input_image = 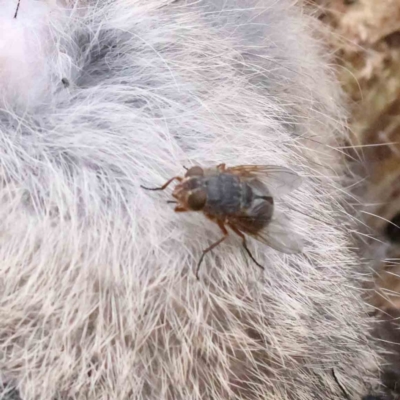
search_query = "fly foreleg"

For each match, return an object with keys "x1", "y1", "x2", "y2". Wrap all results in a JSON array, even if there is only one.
[
  {"x1": 196, "y1": 221, "x2": 228, "y2": 280},
  {"x1": 167, "y1": 201, "x2": 188, "y2": 212},
  {"x1": 140, "y1": 176, "x2": 182, "y2": 191},
  {"x1": 174, "y1": 206, "x2": 187, "y2": 212}
]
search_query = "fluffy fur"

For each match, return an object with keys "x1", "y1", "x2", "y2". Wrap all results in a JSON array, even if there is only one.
[{"x1": 0, "y1": 0, "x2": 380, "y2": 399}]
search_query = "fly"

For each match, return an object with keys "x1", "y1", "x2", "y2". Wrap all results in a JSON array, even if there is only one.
[{"x1": 141, "y1": 163, "x2": 303, "y2": 279}]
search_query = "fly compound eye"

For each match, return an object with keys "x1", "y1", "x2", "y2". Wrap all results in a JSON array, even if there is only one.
[
  {"x1": 185, "y1": 166, "x2": 204, "y2": 177},
  {"x1": 187, "y1": 190, "x2": 207, "y2": 211}
]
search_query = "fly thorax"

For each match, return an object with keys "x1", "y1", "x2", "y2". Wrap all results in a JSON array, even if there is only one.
[{"x1": 204, "y1": 174, "x2": 241, "y2": 215}]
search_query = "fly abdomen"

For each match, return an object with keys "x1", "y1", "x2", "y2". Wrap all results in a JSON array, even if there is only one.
[
  {"x1": 240, "y1": 182, "x2": 254, "y2": 209},
  {"x1": 238, "y1": 181, "x2": 273, "y2": 232},
  {"x1": 205, "y1": 173, "x2": 241, "y2": 215}
]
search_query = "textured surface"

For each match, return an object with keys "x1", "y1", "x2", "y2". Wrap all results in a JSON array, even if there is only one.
[{"x1": 0, "y1": 0, "x2": 380, "y2": 399}]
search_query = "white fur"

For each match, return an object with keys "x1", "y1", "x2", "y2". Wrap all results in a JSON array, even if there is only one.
[{"x1": 0, "y1": 0, "x2": 380, "y2": 399}]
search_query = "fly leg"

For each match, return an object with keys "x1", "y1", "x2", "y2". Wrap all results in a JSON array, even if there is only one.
[
  {"x1": 140, "y1": 176, "x2": 182, "y2": 191},
  {"x1": 167, "y1": 201, "x2": 187, "y2": 212},
  {"x1": 163, "y1": 199, "x2": 188, "y2": 211},
  {"x1": 196, "y1": 221, "x2": 228, "y2": 280},
  {"x1": 228, "y1": 224, "x2": 265, "y2": 271}
]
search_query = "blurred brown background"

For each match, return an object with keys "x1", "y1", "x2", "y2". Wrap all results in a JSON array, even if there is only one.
[
  {"x1": 313, "y1": 1, "x2": 400, "y2": 396},
  {"x1": 312, "y1": 0, "x2": 400, "y2": 311}
]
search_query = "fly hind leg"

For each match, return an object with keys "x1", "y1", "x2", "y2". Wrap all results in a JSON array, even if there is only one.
[
  {"x1": 228, "y1": 224, "x2": 264, "y2": 271},
  {"x1": 196, "y1": 221, "x2": 228, "y2": 280}
]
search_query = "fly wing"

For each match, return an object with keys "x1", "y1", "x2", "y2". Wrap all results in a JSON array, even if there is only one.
[
  {"x1": 231, "y1": 210, "x2": 304, "y2": 254},
  {"x1": 252, "y1": 217, "x2": 304, "y2": 254},
  {"x1": 224, "y1": 165, "x2": 302, "y2": 197}
]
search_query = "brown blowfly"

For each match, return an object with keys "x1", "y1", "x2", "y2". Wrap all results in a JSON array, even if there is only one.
[{"x1": 141, "y1": 163, "x2": 303, "y2": 279}]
